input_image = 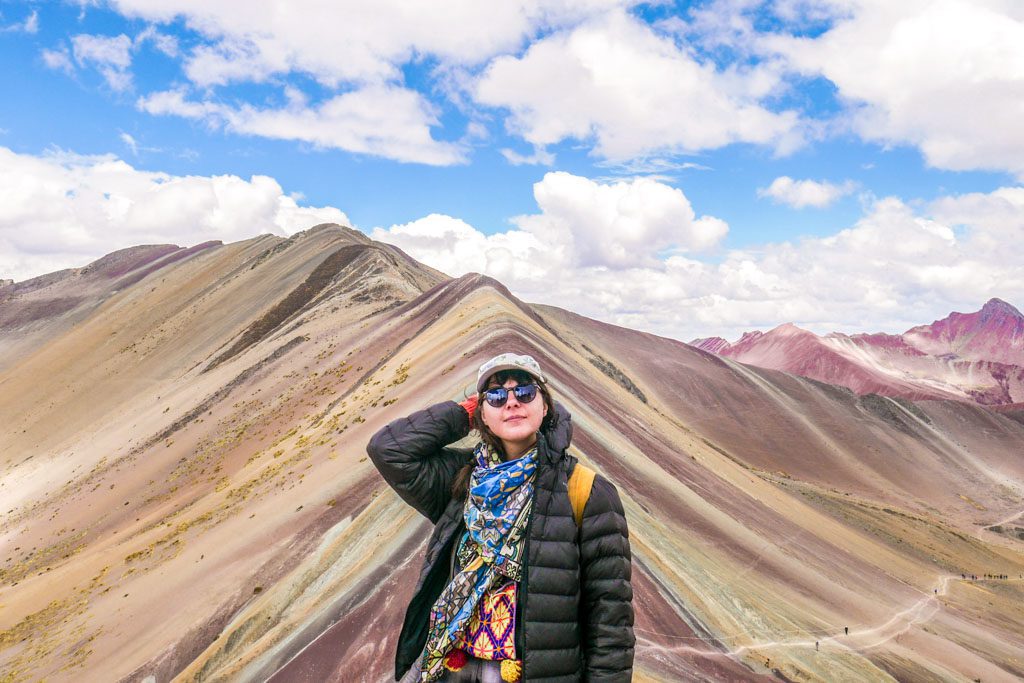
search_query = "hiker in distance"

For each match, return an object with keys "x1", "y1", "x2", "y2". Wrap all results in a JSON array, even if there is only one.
[{"x1": 367, "y1": 352, "x2": 635, "y2": 682}]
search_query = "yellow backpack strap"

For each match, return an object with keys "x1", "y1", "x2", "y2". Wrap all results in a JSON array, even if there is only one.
[{"x1": 568, "y1": 462, "x2": 596, "y2": 527}]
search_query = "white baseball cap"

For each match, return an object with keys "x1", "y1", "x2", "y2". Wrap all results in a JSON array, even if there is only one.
[{"x1": 476, "y1": 353, "x2": 546, "y2": 393}]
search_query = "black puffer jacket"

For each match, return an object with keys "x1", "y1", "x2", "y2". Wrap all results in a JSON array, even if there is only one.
[{"x1": 367, "y1": 400, "x2": 635, "y2": 682}]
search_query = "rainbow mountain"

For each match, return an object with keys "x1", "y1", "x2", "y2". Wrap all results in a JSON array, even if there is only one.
[{"x1": 1, "y1": 224, "x2": 1023, "y2": 682}]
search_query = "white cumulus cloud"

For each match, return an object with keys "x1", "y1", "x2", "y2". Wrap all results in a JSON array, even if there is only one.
[
  {"x1": 52, "y1": 0, "x2": 1024, "y2": 173},
  {"x1": 87, "y1": 1, "x2": 819, "y2": 164},
  {"x1": 41, "y1": 47, "x2": 74, "y2": 74},
  {"x1": 500, "y1": 146, "x2": 555, "y2": 166},
  {"x1": 475, "y1": 9, "x2": 802, "y2": 161},
  {"x1": 370, "y1": 214, "x2": 554, "y2": 285},
  {"x1": 373, "y1": 172, "x2": 730, "y2": 278},
  {"x1": 0, "y1": 146, "x2": 348, "y2": 283},
  {"x1": 71, "y1": 33, "x2": 134, "y2": 91},
  {"x1": 766, "y1": 0, "x2": 1024, "y2": 178},
  {"x1": 2, "y1": 9, "x2": 38, "y2": 33},
  {"x1": 94, "y1": 1, "x2": 651, "y2": 165},
  {"x1": 4, "y1": 147, "x2": 1022, "y2": 342},
  {"x1": 120, "y1": 132, "x2": 139, "y2": 155},
  {"x1": 106, "y1": 0, "x2": 633, "y2": 87},
  {"x1": 134, "y1": 26, "x2": 179, "y2": 57},
  {"x1": 511, "y1": 171, "x2": 729, "y2": 268},
  {"x1": 758, "y1": 176, "x2": 856, "y2": 208},
  {"x1": 371, "y1": 174, "x2": 1024, "y2": 341},
  {"x1": 138, "y1": 85, "x2": 466, "y2": 165},
  {"x1": 370, "y1": 172, "x2": 736, "y2": 323}
]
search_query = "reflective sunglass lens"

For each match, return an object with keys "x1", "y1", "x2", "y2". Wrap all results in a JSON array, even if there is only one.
[
  {"x1": 484, "y1": 384, "x2": 538, "y2": 408},
  {"x1": 515, "y1": 385, "x2": 538, "y2": 403}
]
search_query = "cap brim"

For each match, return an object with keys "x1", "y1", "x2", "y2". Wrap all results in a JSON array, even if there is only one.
[{"x1": 476, "y1": 364, "x2": 545, "y2": 393}]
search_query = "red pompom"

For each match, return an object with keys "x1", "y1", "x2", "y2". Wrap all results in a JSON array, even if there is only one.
[{"x1": 444, "y1": 649, "x2": 468, "y2": 671}]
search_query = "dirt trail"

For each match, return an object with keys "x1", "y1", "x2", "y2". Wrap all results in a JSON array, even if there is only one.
[{"x1": 638, "y1": 574, "x2": 955, "y2": 659}]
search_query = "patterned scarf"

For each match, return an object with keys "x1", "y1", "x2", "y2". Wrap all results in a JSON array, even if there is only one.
[{"x1": 417, "y1": 442, "x2": 537, "y2": 682}]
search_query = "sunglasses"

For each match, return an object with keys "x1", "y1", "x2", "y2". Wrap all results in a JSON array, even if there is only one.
[{"x1": 483, "y1": 383, "x2": 539, "y2": 408}]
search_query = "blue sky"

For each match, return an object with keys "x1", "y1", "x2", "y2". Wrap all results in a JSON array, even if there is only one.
[{"x1": 1, "y1": 1, "x2": 1023, "y2": 341}]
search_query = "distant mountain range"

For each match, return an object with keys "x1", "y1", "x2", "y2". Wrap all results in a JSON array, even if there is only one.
[
  {"x1": 690, "y1": 298, "x2": 1024, "y2": 406},
  {"x1": 2, "y1": 225, "x2": 1023, "y2": 682}
]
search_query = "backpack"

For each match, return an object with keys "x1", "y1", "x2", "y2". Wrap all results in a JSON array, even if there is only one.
[{"x1": 568, "y1": 462, "x2": 596, "y2": 527}]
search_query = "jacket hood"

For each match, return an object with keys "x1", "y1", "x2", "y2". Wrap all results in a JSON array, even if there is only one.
[{"x1": 541, "y1": 401, "x2": 573, "y2": 457}]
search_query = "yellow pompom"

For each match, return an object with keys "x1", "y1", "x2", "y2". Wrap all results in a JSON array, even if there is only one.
[{"x1": 500, "y1": 659, "x2": 522, "y2": 682}]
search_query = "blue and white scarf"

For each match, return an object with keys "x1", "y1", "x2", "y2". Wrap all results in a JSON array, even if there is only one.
[{"x1": 417, "y1": 442, "x2": 537, "y2": 681}]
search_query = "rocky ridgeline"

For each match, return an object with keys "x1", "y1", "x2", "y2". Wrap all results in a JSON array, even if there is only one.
[{"x1": 690, "y1": 298, "x2": 1024, "y2": 405}]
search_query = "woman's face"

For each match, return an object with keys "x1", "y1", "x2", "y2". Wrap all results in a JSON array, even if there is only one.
[{"x1": 480, "y1": 375, "x2": 547, "y2": 456}]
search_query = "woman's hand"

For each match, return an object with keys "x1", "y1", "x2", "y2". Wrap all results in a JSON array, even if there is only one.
[{"x1": 459, "y1": 394, "x2": 479, "y2": 420}]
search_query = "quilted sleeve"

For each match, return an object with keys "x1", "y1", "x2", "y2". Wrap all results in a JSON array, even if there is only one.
[
  {"x1": 366, "y1": 401, "x2": 472, "y2": 523},
  {"x1": 578, "y1": 475, "x2": 635, "y2": 681}
]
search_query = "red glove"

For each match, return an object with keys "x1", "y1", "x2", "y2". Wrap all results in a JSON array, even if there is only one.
[{"x1": 459, "y1": 394, "x2": 478, "y2": 421}]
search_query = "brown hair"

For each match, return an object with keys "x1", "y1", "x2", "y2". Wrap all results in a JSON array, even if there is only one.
[{"x1": 450, "y1": 369, "x2": 554, "y2": 500}]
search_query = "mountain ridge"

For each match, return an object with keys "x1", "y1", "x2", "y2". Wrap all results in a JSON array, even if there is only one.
[
  {"x1": 691, "y1": 297, "x2": 1024, "y2": 405},
  {"x1": 2, "y1": 229, "x2": 1023, "y2": 682}
]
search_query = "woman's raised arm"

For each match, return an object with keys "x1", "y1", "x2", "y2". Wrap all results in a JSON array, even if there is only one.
[{"x1": 366, "y1": 401, "x2": 473, "y2": 523}]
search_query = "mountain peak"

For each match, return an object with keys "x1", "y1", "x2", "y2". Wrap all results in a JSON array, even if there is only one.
[
  {"x1": 769, "y1": 322, "x2": 813, "y2": 337},
  {"x1": 285, "y1": 222, "x2": 369, "y2": 246},
  {"x1": 689, "y1": 336, "x2": 730, "y2": 353},
  {"x1": 980, "y1": 297, "x2": 1023, "y2": 319},
  {"x1": 893, "y1": 297, "x2": 1024, "y2": 382},
  {"x1": 694, "y1": 299, "x2": 1024, "y2": 404}
]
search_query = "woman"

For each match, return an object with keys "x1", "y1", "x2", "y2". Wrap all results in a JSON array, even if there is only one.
[{"x1": 367, "y1": 352, "x2": 635, "y2": 682}]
